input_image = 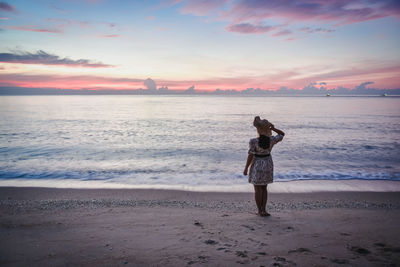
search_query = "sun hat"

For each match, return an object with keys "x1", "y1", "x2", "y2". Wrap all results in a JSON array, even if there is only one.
[{"x1": 253, "y1": 116, "x2": 272, "y2": 136}]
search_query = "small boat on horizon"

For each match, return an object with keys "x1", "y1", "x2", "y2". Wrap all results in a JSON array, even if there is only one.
[
  {"x1": 381, "y1": 93, "x2": 387, "y2": 97},
  {"x1": 326, "y1": 93, "x2": 331, "y2": 97}
]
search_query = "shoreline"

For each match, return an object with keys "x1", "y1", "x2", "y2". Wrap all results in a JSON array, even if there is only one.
[
  {"x1": 1, "y1": 187, "x2": 400, "y2": 212},
  {"x1": 1, "y1": 178, "x2": 400, "y2": 193},
  {"x1": 1, "y1": 187, "x2": 400, "y2": 266}
]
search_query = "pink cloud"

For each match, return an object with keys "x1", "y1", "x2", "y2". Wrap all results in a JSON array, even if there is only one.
[
  {"x1": 299, "y1": 27, "x2": 335, "y2": 34},
  {"x1": 46, "y1": 18, "x2": 73, "y2": 29},
  {"x1": 2, "y1": 26, "x2": 63, "y2": 33},
  {"x1": 78, "y1": 21, "x2": 90, "y2": 28},
  {"x1": 46, "y1": 18, "x2": 119, "y2": 35},
  {"x1": 272, "y1": 29, "x2": 292, "y2": 37},
  {"x1": 163, "y1": 64, "x2": 400, "y2": 90},
  {"x1": 100, "y1": 34, "x2": 120, "y2": 38},
  {"x1": 1, "y1": 61, "x2": 399, "y2": 90},
  {"x1": 0, "y1": 74, "x2": 143, "y2": 90},
  {"x1": 230, "y1": 0, "x2": 400, "y2": 25},
  {"x1": 225, "y1": 23, "x2": 277, "y2": 34},
  {"x1": 180, "y1": 0, "x2": 229, "y2": 16},
  {"x1": 177, "y1": 0, "x2": 400, "y2": 35},
  {"x1": 85, "y1": 0, "x2": 103, "y2": 3}
]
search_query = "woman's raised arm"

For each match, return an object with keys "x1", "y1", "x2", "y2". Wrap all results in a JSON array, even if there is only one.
[{"x1": 271, "y1": 125, "x2": 285, "y2": 136}]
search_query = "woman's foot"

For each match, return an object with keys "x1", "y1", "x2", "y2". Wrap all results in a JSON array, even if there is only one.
[{"x1": 261, "y1": 211, "x2": 271, "y2": 217}]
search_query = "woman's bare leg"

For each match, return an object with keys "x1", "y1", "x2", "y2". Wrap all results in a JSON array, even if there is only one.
[
  {"x1": 254, "y1": 185, "x2": 263, "y2": 215},
  {"x1": 261, "y1": 185, "x2": 269, "y2": 215}
]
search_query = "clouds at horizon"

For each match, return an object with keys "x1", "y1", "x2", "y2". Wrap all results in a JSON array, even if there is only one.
[
  {"x1": 1, "y1": 80, "x2": 396, "y2": 96},
  {"x1": 1, "y1": 60, "x2": 399, "y2": 90}
]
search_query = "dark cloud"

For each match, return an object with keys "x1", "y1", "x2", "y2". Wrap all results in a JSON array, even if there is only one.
[
  {"x1": 0, "y1": 50, "x2": 113, "y2": 68},
  {"x1": 299, "y1": 27, "x2": 335, "y2": 34},
  {"x1": 0, "y1": 2, "x2": 16, "y2": 12},
  {"x1": 354, "y1": 81, "x2": 374, "y2": 90},
  {"x1": 144, "y1": 78, "x2": 157, "y2": 91},
  {"x1": 185, "y1": 85, "x2": 195, "y2": 93}
]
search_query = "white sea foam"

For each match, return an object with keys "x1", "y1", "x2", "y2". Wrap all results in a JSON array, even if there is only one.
[{"x1": 1, "y1": 178, "x2": 400, "y2": 193}]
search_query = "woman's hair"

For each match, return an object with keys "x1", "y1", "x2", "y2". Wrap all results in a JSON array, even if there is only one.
[
  {"x1": 254, "y1": 116, "x2": 272, "y2": 136},
  {"x1": 258, "y1": 134, "x2": 270, "y2": 149}
]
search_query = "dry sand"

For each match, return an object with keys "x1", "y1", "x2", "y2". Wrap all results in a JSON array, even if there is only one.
[{"x1": 1, "y1": 187, "x2": 400, "y2": 266}]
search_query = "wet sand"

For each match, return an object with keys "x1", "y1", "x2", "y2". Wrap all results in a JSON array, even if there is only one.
[{"x1": 1, "y1": 187, "x2": 400, "y2": 266}]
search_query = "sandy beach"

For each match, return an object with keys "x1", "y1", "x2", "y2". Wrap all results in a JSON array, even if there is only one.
[{"x1": 1, "y1": 186, "x2": 400, "y2": 266}]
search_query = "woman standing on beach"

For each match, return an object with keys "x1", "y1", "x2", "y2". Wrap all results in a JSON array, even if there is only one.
[{"x1": 243, "y1": 116, "x2": 285, "y2": 216}]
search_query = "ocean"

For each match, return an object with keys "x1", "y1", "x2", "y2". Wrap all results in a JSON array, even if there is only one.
[{"x1": 0, "y1": 95, "x2": 399, "y2": 191}]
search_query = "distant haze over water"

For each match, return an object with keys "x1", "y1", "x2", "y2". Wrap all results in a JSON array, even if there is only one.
[
  {"x1": 0, "y1": 95, "x2": 399, "y2": 190},
  {"x1": 1, "y1": 83, "x2": 400, "y2": 95}
]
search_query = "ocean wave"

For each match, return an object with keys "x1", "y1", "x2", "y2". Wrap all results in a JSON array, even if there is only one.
[{"x1": 0, "y1": 169, "x2": 399, "y2": 184}]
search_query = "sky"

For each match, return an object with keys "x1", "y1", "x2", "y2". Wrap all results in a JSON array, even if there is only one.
[{"x1": 0, "y1": 0, "x2": 400, "y2": 92}]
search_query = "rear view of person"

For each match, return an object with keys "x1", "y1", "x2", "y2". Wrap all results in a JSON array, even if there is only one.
[{"x1": 243, "y1": 116, "x2": 285, "y2": 216}]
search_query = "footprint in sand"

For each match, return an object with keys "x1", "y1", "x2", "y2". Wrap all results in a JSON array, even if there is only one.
[
  {"x1": 204, "y1": 239, "x2": 218, "y2": 245},
  {"x1": 373, "y1": 242, "x2": 386, "y2": 247},
  {"x1": 288, "y1": 247, "x2": 311, "y2": 253},
  {"x1": 284, "y1": 226, "x2": 294, "y2": 232},
  {"x1": 273, "y1": 256, "x2": 286, "y2": 262},
  {"x1": 272, "y1": 257, "x2": 286, "y2": 267},
  {"x1": 194, "y1": 221, "x2": 204, "y2": 228},
  {"x1": 330, "y1": 258, "x2": 349, "y2": 264},
  {"x1": 235, "y1": 251, "x2": 248, "y2": 258},
  {"x1": 349, "y1": 246, "x2": 371, "y2": 255},
  {"x1": 188, "y1": 255, "x2": 209, "y2": 264},
  {"x1": 340, "y1": 232, "x2": 351, "y2": 236},
  {"x1": 383, "y1": 246, "x2": 400, "y2": 253},
  {"x1": 373, "y1": 242, "x2": 400, "y2": 253},
  {"x1": 241, "y1": 224, "x2": 255, "y2": 231}
]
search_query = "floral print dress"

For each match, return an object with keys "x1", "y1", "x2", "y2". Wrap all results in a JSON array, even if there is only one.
[{"x1": 248, "y1": 134, "x2": 284, "y2": 185}]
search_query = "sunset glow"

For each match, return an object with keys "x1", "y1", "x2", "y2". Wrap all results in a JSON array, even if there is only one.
[{"x1": 1, "y1": 0, "x2": 399, "y2": 91}]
